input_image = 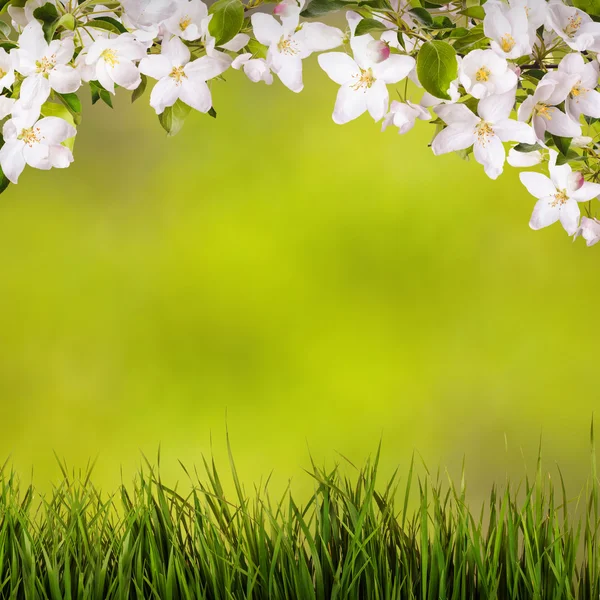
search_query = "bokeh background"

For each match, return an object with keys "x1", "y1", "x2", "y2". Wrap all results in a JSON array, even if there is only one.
[{"x1": 0, "y1": 60, "x2": 596, "y2": 501}]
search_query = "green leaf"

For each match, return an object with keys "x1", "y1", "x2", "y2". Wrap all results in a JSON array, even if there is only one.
[
  {"x1": 552, "y1": 134, "x2": 572, "y2": 157},
  {"x1": 58, "y1": 92, "x2": 82, "y2": 116},
  {"x1": 89, "y1": 80, "x2": 113, "y2": 108},
  {"x1": 355, "y1": 18, "x2": 388, "y2": 36},
  {"x1": 417, "y1": 41, "x2": 458, "y2": 101},
  {"x1": 32, "y1": 3, "x2": 60, "y2": 42},
  {"x1": 451, "y1": 24, "x2": 487, "y2": 52},
  {"x1": 88, "y1": 17, "x2": 128, "y2": 35},
  {"x1": 431, "y1": 15, "x2": 454, "y2": 29},
  {"x1": 56, "y1": 13, "x2": 75, "y2": 31},
  {"x1": 513, "y1": 142, "x2": 541, "y2": 153},
  {"x1": 208, "y1": 0, "x2": 244, "y2": 46},
  {"x1": 458, "y1": 6, "x2": 485, "y2": 19},
  {"x1": 0, "y1": 20, "x2": 11, "y2": 38},
  {"x1": 248, "y1": 39, "x2": 268, "y2": 59},
  {"x1": 159, "y1": 100, "x2": 191, "y2": 137},
  {"x1": 409, "y1": 7, "x2": 433, "y2": 26},
  {"x1": 573, "y1": 0, "x2": 600, "y2": 17},
  {"x1": 301, "y1": 0, "x2": 356, "y2": 17},
  {"x1": 132, "y1": 74, "x2": 147, "y2": 104}
]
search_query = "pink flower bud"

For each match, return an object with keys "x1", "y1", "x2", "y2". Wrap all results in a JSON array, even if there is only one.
[
  {"x1": 274, "y1": 2, "x2": 291, "y2": 16},
  {"x1": 366, "y1": 40, "x2": 391, "y2": 64},
  {"x1": 568, "y1": 171, "x2": 585, "y2": 191}
]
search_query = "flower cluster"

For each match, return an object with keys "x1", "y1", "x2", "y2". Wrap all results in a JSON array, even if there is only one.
[{"x1": 2, "y1": 0, "x2": 600, "y2": 245}]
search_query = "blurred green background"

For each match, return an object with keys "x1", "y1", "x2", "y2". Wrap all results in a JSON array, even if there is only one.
[{"x1": 0, "y1": 61, "x2": 596, "y2": 500}]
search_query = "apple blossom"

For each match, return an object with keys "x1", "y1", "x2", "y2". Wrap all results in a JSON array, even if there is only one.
[
  {"x1": 575, "y1": 217, "x2": 600, "y2": 245},
  {"x1": 139, "y1": 36, "x2": 229, "y2": 114},
  {"x1": 382, "y1": 101, "x2": 429, "y2": 134},
  {"x1": 232, "y1": 54, "x2": 273, "y2": 85},
  {"x1": 14, "y1": 21, "x2": 81, "y2": 109},
  {"x1": 459, "y1": 49, "x2": 518, "y2": 99},
  {"x1": 432, "y1": 91, "x2": 536, "y2": 179},
  {"x1": 520, "y1": 151, "x2": 600, "y2": 234},
  {"x1": 484, "y1": 1, "x2": 534, "y2": 59},
  {"x1": 0, "y1": 112, "x2": 75, "y2": 184}
]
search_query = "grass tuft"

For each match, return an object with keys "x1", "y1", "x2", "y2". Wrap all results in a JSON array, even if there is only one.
[{"x1": 0, "y1": 434, "x2": 599, "y2": 599}]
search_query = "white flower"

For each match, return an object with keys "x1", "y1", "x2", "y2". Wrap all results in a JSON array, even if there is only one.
[
  {"x1": 382, "y1": 100, "x2": 429, "y2": 134},
  {"x1": 520, "y1": 151, "x2": 600, "y2": 234},
  {"x1": 432, "y1": 90, "x2": 536, "y2": 179},
  {"x1": 510, "y1": 0, "x2": 548, "y2": 30},
  {"x1": 251, "y1": 10, "x2": 343, "y2": 93},
  {"x1": 459, "y1": 49, "x2": 518, "y2": 99},
  {"x1": 575, "y1": 216, "x2": 600, "y2": 245},
  {"x1": 163, "y1": 0, "x2": 207, "y2": 42},
  {"x1": 232, "y1": 53, "x2": 273, "y2": 85},
  {"x1": 83, "y1": 34, "x2": 146, "y2": 94},
  {"x1": 546, "y1": 53, "x2": 600, "y2": 121},
  {"x1": 139, "y1": 36, "x2": 230, "y2": 114},
  {"x1": 547, "y1": 1, "x2": 600, "y2": 51},
  {"x1": 484, "y1": 1, "x2": 534, "y2": 58},
  {"x1": 0, "y1": 48, "x2": 15, "y2": 92},
  {"x1": 507, "y1": 147, "x2": 543, "y2": 166},
  {"x1": 518, "y1": 77, "x2": 582, "y2": 140},
  {"x1": 8, "y1": 0, "x2": 62, "y2": 29},
  {"x1": 0, "y1": 112, "x2": 75, "y2": 184},
  {"x1": 14, "y1": 21, "x2": 81, "y2": 109}
]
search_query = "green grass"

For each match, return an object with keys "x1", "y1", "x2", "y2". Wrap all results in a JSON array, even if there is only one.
[{"x1": 1, "y1": 432, "x2": 600, "y2": 600}]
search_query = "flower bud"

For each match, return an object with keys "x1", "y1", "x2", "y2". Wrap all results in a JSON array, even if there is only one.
[
  {"x1": 366, "y1": 40, "x2": 390, "y2": 64},
  {"x1": 568, "y1": 171, "x2": 585, "y2": 191},
  {"x1": 575, "y1": 217, "x2": 600, "y2": 246},
  {"x1": 572, "y1": 136, "x2": 593, "y2": 148},
  {"x1": 274, "y1": 2, "x2": 293, "y2": 17}
]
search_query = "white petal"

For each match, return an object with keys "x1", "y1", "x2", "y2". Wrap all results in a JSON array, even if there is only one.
[
  {"x1": 23, "y1": 143, "x2": 51, "y2": 169},
  {"x1": 180, "y1": 77, "x2": 212, "y2": 112},
  {"x1": 150, "y1": 76, "x2": 181, "y2": 114},
  {"x1": 18, "y1": 21, "x2": 48, "y2": 61},
  {"x1": 275, "y1": 57, "x2": 303, "y2": 93},
  {"x1": 163, "y1": 36, "x2": 190, "y2": 66},
  {"x1": 318, "y1": 53, "x2": 359, "y2": 85},
  {"x1": 185, "y1": 54, "x2": 229, "y2": 82},
  {"x1": 507, "y1": 148, "x2": 542, "y2": 167},
  {"x1": 251, "y1": 13, "x2": 282, "y2": 46},
  {"x1": 372, "y1": 55, "x2": 415, "y2": 84},
  {"x1": 474, "y1": 135, "x2": 505, "y2": 179},
  {"x1": 296, "y1": 22, "x2": 344, "y2": 52},
  {"x1": 529, "y1": 197, "x2": 560, "y2": 230},
  {"x1": 49, "y1": 145, "x2": 74, "y2": 169},
  {"x1": 366, "y1": 79, "x2": 389, "y2": 121},
  {"x1": 435, "y1": 103, "x2": 480, "y2": 128},
  {"x1": 19, "y1": 75, "x2": 50, "y2": 108},
  {"x1": 37, "y1": 117, "x2": 76, "y2": 144},
  {"x1": 544, "y1": 108, "x2": 582, "y2": 137},
  {"x1": 493, "y1": 119, "x2": 536, "y2": 143},
  {"x1": 49, "y1": 65, "x2": 81, "y2": 94},
  {"x1": 332, "y1": 83, "x2": 368, "y2": 124},
  {"x1": 220, "y1": 33, "x2": 250, "y2": 52},
  {"x1": 571, "y1": 181, "x2": 600, "y2": 202},
  {"x1": 139, "y1": 55, "x2": 173, "y2": 80},
  {"x1": 478, "y1": 89, "x2": 515, "y2": 122},
  {"x1": 558, "y1": 199, "x2": 580, "y2": 234},
  {"x1": 0, "y1": 140, "x2": 26, "y2": 184},
  {"x1": 112, "y1": 61, "x2": 142, "y2": 90},
  {"x1": 520, "y1": 172, "x2": 556, "y2": 198},
  {"x1": 431, "y1": 126, "x2": 476, "y2": 155}
]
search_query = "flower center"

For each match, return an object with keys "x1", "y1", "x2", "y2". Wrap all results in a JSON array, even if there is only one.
[
  {"x1": 534, "y1": 103, "x2": 554, "y2": 120},
  {"x1": 180, "y1": 16, "x2": 192, "y2": 31},
  {"x1": 351, "y1": 68, "x2": 376, "y2": 91},
  {"x1": 277, "y1": 35, "x2": 298, "y2": 56},
  {"x1": 476, "y1": 121, "x2": 494, "y2": 146},
  {"x1": 551, "y1": 189, "x2": 569, "y2": 207},
  {"x1": 0, "y1": 68, "x2": 6, "y2": 79},
  {"x1": 475, "y1": 66, "x2": 491, "y2": 82},
  {"x1": 18, "y1": 126, "x2": 42, "y2": 147},
  {"x1": 500, "y1": 34, "x2": 516, "y2": 52},
  {"x1": 570, "y1": 82, "x2": 587, "y2": 98},
  {"x1": 35, "y1": 55, "x2": 56, "y2": 76},
  {"x1": 170, "y1": 66, "x2": 187, "y2": 84},
  {"x1": 101, "y1": 49, "x2": 119, "y2": 67},
  {"x1": 565, "y1": 15, "x2": 582, "y2": 36}
]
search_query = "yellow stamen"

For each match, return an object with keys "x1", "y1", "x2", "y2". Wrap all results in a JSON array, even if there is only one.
[
  {"x1": 0, "y1": 68, "x2": 6, "y2": 79},
  {"x1": 35, "y1": 55, "x2": 56, "y2": 76},
  {"x1": 101, "y1": 49, "x2": 119, "y2": 67},
  {"x1": 277, "y1": 36, "x2": 298, "y2": 56},
  {"x1": 170, "y1": 66, "x2": 187, "y2": 84},
  {"x1": 565, "y1": 15, "x2": 582, "y2": 36},
  {"x1": 18, "y1": 126, "x2": 42, "y2": 147},
  {"x1": 500, "y1": 34, "x2": 516, "y2": 53},
  {"x1": 475, "y1": 66, "x2": 491, "y2": 82},
  {"x1": 180, "y1": 17, "x2": 192, "y2": 31},
  {"x1": 551, "y1": 189, "x2": 569, "y2": 207},
  {"x1": 351, "y1": 68, "x2": 376, "y2": 91},
  {"x1": 476, "y1": 121, "x2": 495, "y2": 146},
  {"x1": 571, "y1": 82, "x2": 587, "y2": 98},
  {"x1": 534, "y1": 103, "x2": 554, "y2": 120}
]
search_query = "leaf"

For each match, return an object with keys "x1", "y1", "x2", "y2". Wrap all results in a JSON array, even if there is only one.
[
  {"x1": 248, "y1": 39, "x2": 268, "y2": 59},
  {"x1": 301, "y1": 0, "x2": 356, "y2": 17},
  {"x1": 32, "y1": 3, "x2": 59, "y2": 42},
  {"x1": 88, "y1": 17, "x2": 128, "y2": 35},
  {"x1": 208, "y1": 0, "x2": 244, "y2": 46},
  {"x1": 0, "y1": 20, "x2": 10, "y2": 38},
  {"x1": 132, "y1": 74, "x2": 147, "y2": 104},
  {"x1": 56, "y1": 13, "x2": 75, "y2": 31},
  {"x1": 89, "y1": 80, "x2": 113, "y2": 108},
  {"x1": 513, "y1": 142, "x2": 541, "y2": 153},
  {"x1": 552, "y1": 134, "x2": 572, "y2": 157},
  {"x1": 355, "y1": 18, "x2": 388, "y2": 36},
  {"x1": 573, "y1": 0, "x2": 600, "y2": 17},
  {"x1": 58, "y1": 92, "x2": 82, "y2": 122},
  {"x1": 431, "y1": 15, "x2": 454, "y2": 29},
  {"x1": 458, "y1": 6, "x2": 485, "y2": 19},
  {"x1": 409, "y1": 8, "x2": 433, "y2": 26},
  {"x1": 159, "y1": 100, "x2": 191, "y2": 137},
  {"x1": 417, "y1": 41, "x2": 458, "y2": 101}
]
